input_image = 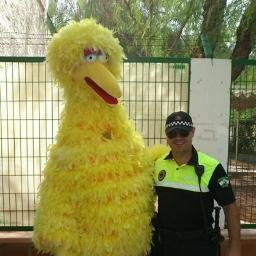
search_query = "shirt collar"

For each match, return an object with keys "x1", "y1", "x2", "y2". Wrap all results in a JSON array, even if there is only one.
[{"x1": 164, "y1": 145, "x2": 198, "y2": 166}]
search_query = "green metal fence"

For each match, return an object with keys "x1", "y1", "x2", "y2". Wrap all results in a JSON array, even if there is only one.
[
  {"x1": 122, "y1": 57, "x2": 190, "y2": 146},
  {"x1": 0, "y1": 56, "x2": 190, "y2": 230},
  {"x1": 229, "y1": 59, "x2": 256, "y2": 228},
  {"x1": 2, "y1": 56, "x2": 256, "y2": 230}
]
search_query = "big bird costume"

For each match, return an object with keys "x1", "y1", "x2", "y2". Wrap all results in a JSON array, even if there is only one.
[{"x1": 33, "y1": 18, "x2": 167, "y2": 256}]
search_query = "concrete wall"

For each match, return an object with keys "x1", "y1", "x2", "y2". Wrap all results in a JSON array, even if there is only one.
[
  {"x1": 1, "y1": 230, "x2": 256, "y2": 256},
  {"x1": 190, "y1": 58, "x2": 231, "y2": 227},
  {"x1": 0, "y1": 0, "x2": 49, "y2": 56},
  {"x1": 190, "y1": 58, "x2": 231, "y2": 170}
]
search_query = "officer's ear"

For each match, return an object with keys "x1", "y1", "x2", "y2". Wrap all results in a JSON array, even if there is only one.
[{"x1": 191, "y1": 127, "x2": 195, "y2": 137}]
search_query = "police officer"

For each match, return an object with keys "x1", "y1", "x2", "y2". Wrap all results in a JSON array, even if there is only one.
[{"x1": 152, "y1": 111, "x2": 241, "y2": 256}]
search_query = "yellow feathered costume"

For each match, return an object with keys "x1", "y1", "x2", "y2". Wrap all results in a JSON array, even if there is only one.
[{"x1": 33, "y1": 18, "x2": 167, "y2": 256}]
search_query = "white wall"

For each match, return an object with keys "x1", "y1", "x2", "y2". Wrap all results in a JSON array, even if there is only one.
[
  {"x1": 190, "y1": 58, "x2": 231, "y2": 228},
  {"x1": 190, "y1": 58, "x2": 231, "y2": 170},
  {"x1": 0, "y1": 0, "x2": 49, "y2": 56}
]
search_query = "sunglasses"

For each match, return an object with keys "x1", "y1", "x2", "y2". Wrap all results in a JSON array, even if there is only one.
[{"x1": 167, "y1": 129, "x2": 190, "y2": 139}]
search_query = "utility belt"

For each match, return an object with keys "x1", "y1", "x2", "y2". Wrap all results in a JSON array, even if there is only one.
[
  {"x1": 159, "y1": 227, "x2": 223, "y2": 243},
  {"x1": 150, "y1": 226, "x2": 224, "y2": 256},
  {"x1": 160, "y1": 227, "x2": 207, "y2": 242},
  {"x1": 151, "y1": 213, "x2": 224, "y2": 245}
]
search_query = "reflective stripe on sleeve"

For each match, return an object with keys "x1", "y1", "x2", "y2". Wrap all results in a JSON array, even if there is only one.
[{"x1": 155, "y1": 180, "x2": 209, "y2": 192}]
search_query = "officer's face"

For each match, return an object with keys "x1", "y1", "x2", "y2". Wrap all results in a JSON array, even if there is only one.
[{"x1": 166, "y1": 127, "x2": 195, "y2": 154}]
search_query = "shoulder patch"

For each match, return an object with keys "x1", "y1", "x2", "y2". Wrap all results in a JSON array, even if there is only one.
[{"x1": 218, "y1": 176, "x2": 230, "y2": 188}]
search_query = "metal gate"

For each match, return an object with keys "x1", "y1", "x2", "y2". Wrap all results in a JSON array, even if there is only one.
[
  {"x1": 229, "y1": 59, "x2": 256, "y2": 228},
  {"x1": 0, "y1": 56, "x2": 190, "y2": 230}
]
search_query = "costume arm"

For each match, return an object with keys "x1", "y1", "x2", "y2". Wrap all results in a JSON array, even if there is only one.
[
  {"x1": 146, "y1": 144, "x2": 169, "y2": 162},
  {"x1": 223, "y1": 202, "x2": 241, "y2": 256}
]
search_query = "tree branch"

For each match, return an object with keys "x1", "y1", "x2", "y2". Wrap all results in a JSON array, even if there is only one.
[
  {"x1": 123, "y1": 0, "x2": 138, "y2": 25},
  {"x1": 231, "y1": 0, "x2": 256, "y2": 80},
  {"x1": 191, "y1": 0, "x2": 227, "y2": 57},
  {"x1": 168, "y1": 0, "x2": 195, "y2": 53}
]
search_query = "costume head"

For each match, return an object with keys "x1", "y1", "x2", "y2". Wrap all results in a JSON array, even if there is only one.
[{"x1": 47, "y1": 18, "x2": 124, "y2": 105}]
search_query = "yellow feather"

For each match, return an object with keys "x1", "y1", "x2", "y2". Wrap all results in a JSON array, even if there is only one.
[{"x1": 33, "y1": 18, "x2": 155, "y2": 256}]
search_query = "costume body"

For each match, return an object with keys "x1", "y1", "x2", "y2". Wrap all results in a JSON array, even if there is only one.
[
  {"x1": 33, "y1": 99, "x2": 154, "y2": 256},
  {"x1": 32, "y1": 19, "x2": 167, "y2": 256},
  {"x1": 152, "y1": 146, "x2": 235, "y2": 256}
]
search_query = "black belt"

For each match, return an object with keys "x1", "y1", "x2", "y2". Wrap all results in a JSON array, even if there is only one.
[{"x1": 160, "y1": 228, "x2": 208, "y2": 241}]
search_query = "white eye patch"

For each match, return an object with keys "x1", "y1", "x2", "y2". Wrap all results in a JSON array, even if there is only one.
[{"x1": 81, "y1": 48, "x2": 109, "y2": 63}]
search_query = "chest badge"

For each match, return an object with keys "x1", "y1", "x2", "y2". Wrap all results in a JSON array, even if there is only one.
[{"x1": 158, "y1": 170, "x2": 166, "y2": 181}]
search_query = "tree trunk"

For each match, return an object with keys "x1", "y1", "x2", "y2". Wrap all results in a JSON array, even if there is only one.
[
  {"x1": 231, "y1": 0, "x2": 256, "y2": 81},
  {"x1": 191, "y1": 0, "x2": 226, "y2": 57}
]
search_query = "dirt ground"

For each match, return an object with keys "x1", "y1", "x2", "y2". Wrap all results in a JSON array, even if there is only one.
[{"x1": 229, "y1": 159, "x2": 256, "y2": 224}]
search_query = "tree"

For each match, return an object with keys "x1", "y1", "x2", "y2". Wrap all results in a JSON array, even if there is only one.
[
  {"x1": 231, "y1": 0, "x2": 256, "y2": 80},
  {"x1": 47, "y1": 0, "x2": 256, "y2": 74},
  {"x1": 191, "y1": 0, "x2": 227, "y2": 57}
]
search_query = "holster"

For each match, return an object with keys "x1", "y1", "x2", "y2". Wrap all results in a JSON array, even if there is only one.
[{"x1": 208, "y1": 228, "x2": 225, "y2": 244}]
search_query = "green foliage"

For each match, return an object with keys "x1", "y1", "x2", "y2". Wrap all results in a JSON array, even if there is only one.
[
  {"x1": 230, "y1": 118, "x2": 256, "y2": 154},
  {"x1": 230, "y1": 109, "x2": 256, "y2": 154},
  {"x1": 233, "y1": 63, "x2": 256, "y2": 88},
  {"x1": 47, "y1": 0, "x2": 256, "y2": 59}
]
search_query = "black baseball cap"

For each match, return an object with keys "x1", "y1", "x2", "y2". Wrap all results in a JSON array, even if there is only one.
[{"x1": 165, "y1": 111, "x2": 193, "y2": 135}]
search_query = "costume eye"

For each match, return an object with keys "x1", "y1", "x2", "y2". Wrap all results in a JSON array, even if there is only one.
[
  {"x1": 84, "y1": 53, "x2": 97, "y2": 63},
  {"x1": 81, "y1": 48, "x2": 97, "y2": 63},
  {"x1": 98, "y1": 52, "x2": 108, "y2": 63}
]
